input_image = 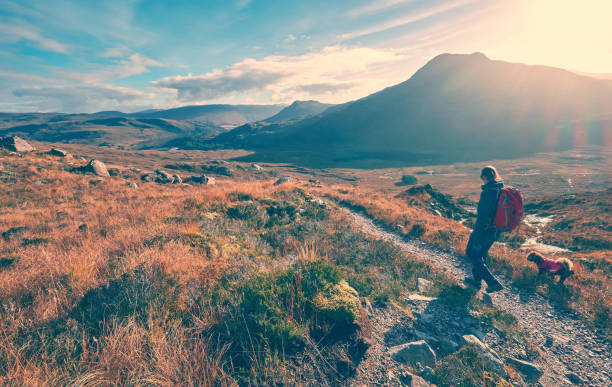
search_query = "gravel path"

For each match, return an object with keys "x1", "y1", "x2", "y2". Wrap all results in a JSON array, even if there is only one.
[{"x1": 339, "y1": 204, "x2": 611, "y2": 386}]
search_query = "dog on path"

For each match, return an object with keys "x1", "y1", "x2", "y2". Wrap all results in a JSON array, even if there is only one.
[{"x1": 527, "y1": 251, "x2": 574, "y2": 284}]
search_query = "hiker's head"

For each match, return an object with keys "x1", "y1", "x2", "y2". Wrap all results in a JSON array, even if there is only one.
[{"x1": 480, "y1": 166, "x2": 500, "y2": 183}]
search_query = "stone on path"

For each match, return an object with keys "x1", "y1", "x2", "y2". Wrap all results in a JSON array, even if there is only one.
[
  {"x1": 399, "y1": 371, "x2": 430, "y2": 387},
  {"x1": 460, "y1": 334, "x2": 507, "y2": 377},
  {"x1": 505, "y1": 357, "x2": 543, "y2": 382},
  {"x1": 565, "y1": 372, "x2": 585, "y2": 385},
  {"x1": 390, "y1": 340, "x2": 437, "y2": 367},
  {"x1": 0, "y1": 136, "x2": 35, "y2": 152}
]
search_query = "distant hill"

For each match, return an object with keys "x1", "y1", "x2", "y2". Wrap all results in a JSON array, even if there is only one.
[
  {"x1": 262, "y1": 100, "x2": 333, "y2": 123},
  {"x1": 130, "y1": 104, "x2": 285, "y2": 127},
  {"x1": 0, "y1": 103, "x2": 286, "y2": 149},
  {"x1": 0, "y1": 114, "x2": 221, "y2": 149},
  {"x1": 193, "y1": 52, "x2": 612, "y2": 167}
]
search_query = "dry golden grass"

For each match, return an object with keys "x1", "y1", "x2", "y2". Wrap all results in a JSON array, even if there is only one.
[
  {"x1": 0, "y1": 151, "x2": 307, "y2": 384},
  {"x1": 1, "y1": 148, "x2": 609, "y2": 384}
]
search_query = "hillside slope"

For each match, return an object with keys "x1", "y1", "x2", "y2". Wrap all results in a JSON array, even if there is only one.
[
  {"x1": 204, "y1": 53, "x2": 612, "y2": 167},
  {"x1": 262, "y1": 100, "x2": 333, "y2": 123}
]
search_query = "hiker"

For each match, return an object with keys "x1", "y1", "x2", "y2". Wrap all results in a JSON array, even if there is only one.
[{"x1": 464, "y1": 166, "x2": 504, "y2": 293}]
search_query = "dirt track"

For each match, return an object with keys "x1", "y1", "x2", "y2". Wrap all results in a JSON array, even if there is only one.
[{"x1": 338, "y1": 203, "x2": 611, "y2": 386}]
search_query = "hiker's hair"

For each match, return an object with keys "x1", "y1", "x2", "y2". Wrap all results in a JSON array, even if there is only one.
[{"x1": 480, "y1": 166, "x2": 501, "y2": 182}]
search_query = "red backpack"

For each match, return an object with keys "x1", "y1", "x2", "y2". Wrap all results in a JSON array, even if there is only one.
[{"x1": 493, "y1": 186, "x2": 524, "y2": 231}]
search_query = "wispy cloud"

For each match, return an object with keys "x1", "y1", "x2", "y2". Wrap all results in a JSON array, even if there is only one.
[
  {"x1": 151, "y1": 45, "x2": 405, "y2": 104},
  {"x1": 341, "y1": 0, "x2": 477, "y2": 40},
  {"x1": 57, "y1": 53, "x2": 164, "y2": 82},
  {"x1": 100, "y1": 45, "x2": 132, "y2": 58},
  {"x1": 347, "y1": 0, "x2": 414, "y2": 18},
  {"x1": 0, "y1": 21, "x2": 68, "y2": 53},
  {"x1": 237, "y1": 0, "x2": 253, "y2": 10}
]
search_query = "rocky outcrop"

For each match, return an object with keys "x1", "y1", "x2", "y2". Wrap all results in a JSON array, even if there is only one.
[
  {"x1": 390, "y1": 340, "x2": 437, "y2": 367},
  {"x1": 0, "y1": 136, "x2": 35, "y2": 152},
  {"x1": 80, "y1": 159, "x2": 110, "y2": 177}
]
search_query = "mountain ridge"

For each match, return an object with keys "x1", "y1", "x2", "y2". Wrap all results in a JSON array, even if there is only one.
[{"x1": 193, "y1": 52, "x2": 612, "y2": 167}]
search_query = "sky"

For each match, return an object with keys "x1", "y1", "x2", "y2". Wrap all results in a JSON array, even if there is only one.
[{"x1": 1, "y1": 0, "x2": 611, "y2": 113}]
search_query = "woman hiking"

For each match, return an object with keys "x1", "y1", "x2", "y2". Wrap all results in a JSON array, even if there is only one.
[{"x1": 464, "y1": 166, "x2": 504, "y2": 293}]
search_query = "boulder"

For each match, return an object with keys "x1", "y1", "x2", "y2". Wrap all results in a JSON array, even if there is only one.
[
  {"x1": 506, "y1": 357, "x2": 543, "y2": 382},
  {"x1": 155, "y1": 169, "x2": 174, "y2": 183},
  {"x1": 141, "y1": 170, "x2": 176, "y2": 184},
  {"x1": 186, "y1": 175, "x2": 215, "y2": 185},
  {"x1": 0, "y1": 136, "x2": 35, "y2": 152},
  {"x1": 80, "y1": 159, "x2": 110, "y2": 177},
  {"x1": 437, "y1": 337, "x2": 460, "y2": 356},
  {"x1": 202, "y1": 164, "x2": 233, "y2": 176},
  {"x1": 251, "y1": 163, "x2": 263, "y2": 170},
  {"x1": 565, "y1": 372, "x2": 585, "y2": 385},
  {"x1": 390, "y1": 340, "x2": 437, "y2": 367},
  {"x1": 460, "y1": 335, "x2": 507, "y2": 377},
  {"x1": 127, "y1": 182, "x2": 138, "y2": 189},
  {"x1": 48, "y1": 148, "x2": 69, "y2": 157},
  {"x1": 274, "y1": 176, "x2": 294, "y2": 185}
]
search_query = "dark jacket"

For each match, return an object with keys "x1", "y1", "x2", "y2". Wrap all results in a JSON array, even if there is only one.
[{"x1": 474, "y1": 180, "x2": 504, "y2": 233}]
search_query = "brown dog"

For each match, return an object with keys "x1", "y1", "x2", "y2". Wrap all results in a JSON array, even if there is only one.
[{"x1": 527, "y1": 252, "x2": 574, "y2": 284}]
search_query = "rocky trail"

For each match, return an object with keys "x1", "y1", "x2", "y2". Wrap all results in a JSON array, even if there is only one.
[{"x1": 336, "y1": 204, "x2": 611, "y2": 386}]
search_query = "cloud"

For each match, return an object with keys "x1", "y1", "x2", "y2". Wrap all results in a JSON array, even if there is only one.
[
  {"x1": 12, "y1": 84, "x2": 155, "y2": 112},
  {"x1": 151, "y1": 45, "x2": 406, "y2": 104},
  {"x1": 237, "y1": 0, "x2": 253, "y2": 9},
  {"x1": 57, "y1": 53, "x2": 164, "y2": 82},
  {"x1": 0, "y1": 21, "x2": 68, "y2": 53},
  {"x1": 100, "y1": 45, "x2": 132, "y2": 58},
  {"x1": 341, "y1": 0, "x2": 477, "y2": 40},
  {"x1": 348, "y1": 0, "x2": 414, "y2": 17},
  {"x1": 152, "y1": 67, "x2": 286, "y2": 101}
]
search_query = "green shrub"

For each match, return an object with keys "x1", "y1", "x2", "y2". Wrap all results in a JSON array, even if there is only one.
[
  {"x1": 438, "y1": 284, "x2": 475, "y2": 310},
  {"x1": 313, "y1": 280, "x2": 360, "y2": 325},
  {"x1": 434, "y1": 345, "x2": 510, "y2": 386},
  {"x1": 397, "y1": 174, "x2": 418, "y2": 186},
  {"x1": 21, "y1": 237, "x2": 49, "y2": 246},
  {"x1": 213, "y1": 261, "x2": 347, "y2": 360},
  {"x1": 592, "y1": 302, "x2": 611, "y2": 330},
  {"x1": 410, "y1": 223, "x2": 427, "y2": 237}
]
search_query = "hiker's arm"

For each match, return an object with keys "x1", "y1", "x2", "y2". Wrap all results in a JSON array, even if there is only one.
[{"x1": 474, "y1": 190, "x2": 496, "y2": 231}]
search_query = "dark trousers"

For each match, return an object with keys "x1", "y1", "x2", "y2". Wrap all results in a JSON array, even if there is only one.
[{"x1": 466, "y1": 228, "x2": 500, "y2": 286}]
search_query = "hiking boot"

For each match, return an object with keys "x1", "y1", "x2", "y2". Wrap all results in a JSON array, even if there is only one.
[
  {"x1": 485, "y1": 282, "x2": 503, "y2": 293},
  {"x1": 464, "y1": 277, "x2": 481, "y2": 290}
]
